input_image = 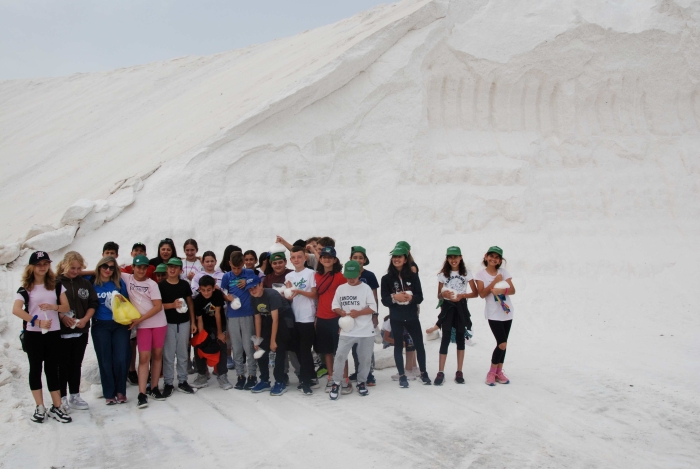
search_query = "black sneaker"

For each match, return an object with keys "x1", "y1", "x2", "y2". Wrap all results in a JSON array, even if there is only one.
[
  {"x1": 243, "y1": 375, "x2": 258, "y2": 390},
  {"x1": 30, "y1": 405, "x2": 46, "y2": 423},
  {"x1": 366, "y1": 373, "x2": 376, "y2": 386},
  {"x1": 178, "y1": 381, "x2": 195, "y2": 394},
  {"x1": 162, "y1": 384, "x2": 174, "y2": 398},
  {"x1": 310, "y1": 378, "x2": 321, "y2": 389},
  {"x1": 329, "y1": 382, "x2": 340, "y2": 400},
  {"x1": 348, "y1": 372, "x2": 357, "y2": 382},
  {"x1": 48, "y1": 405, "x2": 72, "y2": 423},
  {"x1": 455, "y1": 371, "x2": 465, "y2": 384},
  {"x1": 420, "y1": 371, "x2": 432, "y2": 385},
  {"x1": 399, "y1": 375, "x2": 409, "y2": 388},
  {"x1": 137, "y1": 393, "x2": 148, "y2": 409},
  {"x1": 233, "y1": 375, "x2": 246, "y2": 390},
  {"x1": 150, "y1": 388, "x2": 166, "y2": 401},
  {"x1": 434, "y1": 372, "x2": 445, "y2": 386},
  {"x1": 300, "y1": 383, "x2": 313, "y2": 395},
  {"x1": 357, "y1": 382, "x2": 369, "y2": 396},
  {"x1": 127, "y1": 371, "x2": 139, "y2": 386}
]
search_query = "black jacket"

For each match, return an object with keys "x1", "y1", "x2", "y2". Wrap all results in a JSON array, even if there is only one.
[
  {"x1": 380, "y1": 270, "x2": 423, "y2": 321},
  {"x1": 58, "y1": 275, "x2": 99, "y2": 334}
]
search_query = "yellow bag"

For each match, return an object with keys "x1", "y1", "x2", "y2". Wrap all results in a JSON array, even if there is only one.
[{"x1": 112, "y1": 294, "x2": 141, "y2": 325}]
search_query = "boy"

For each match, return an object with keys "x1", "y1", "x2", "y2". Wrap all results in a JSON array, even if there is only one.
[
  {"x1": 158, "y1": 258, "x2": 196, "y2": 396},
  {"x1": 248, "y1": 277, "x2": 295, "y2": 396},
  {"x1": 192, "y1": 275, "x2": 231, "y2": 390},
  {"x1": 262, "y1": 251, "x2": 292, "y2": 288},
  {"x1": 221, "y1": 251, "x2": 259, "y2": 390},
  {"x1": 285, "y1": 246, "x2": 318, "y2": 395},
  {"x1": 350, "y1": 246, "x2": 379, "y2": 386},
  {"x1": 102, "y1": 241, "x2": 119, "y2": 259},
  {"x1": 121, "y1": 243, "x2": 157, "y2": 280},
  {"x1": 328, "y1": 260, "x2": 377, "y2": 400}
]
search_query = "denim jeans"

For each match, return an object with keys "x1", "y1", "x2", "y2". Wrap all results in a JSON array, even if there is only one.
[{"x1": 91, "y1": 319, "x2": 131, "y2": 399}]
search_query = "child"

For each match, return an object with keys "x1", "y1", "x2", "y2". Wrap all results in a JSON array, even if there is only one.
[
  {"x1": 190, "y1": 251, "x2": 224, "y2": 296},
  {"x1": 243, "y1": 250, "x2": 264, "y2": 278},
  {"x1": 221, "y1": 251, "x2": 259, "y2": 390},
  {"x1": 328, "y1": 261, "x2": 377, "y2": 400},
  {"x1": 314, "y1": 246, "x2": 347, "y2": 392},
  {"x1": 285, "y1": 246, "x2": 318, "y2": 395},
  {"x1": 102, "y1": 241, "x2": 119, "y2": 259},
  {"x1": 158, "y1": 258, "x2": 196, "y2": 396},
  {"x1": 121, "y1": 243, "x2": 156, "y2": 281},
  {"x1": 263, "y1": 251, "x2": 292, "y2": 288},
  {"x1": 257, "y1": 252, "x2": 269, "y2": 279},
  {"x1": 182, "y1": 239, "x2": 203, "y2": 281},
  {"x1": 154, "y1": 264, "x2": 167, "y2": 283},
  {"x1": 192, "y1": 275, "x2": 231, "y2": 390},
  {"x1": 349, "y1": 246, "x2": 379, "y2": 386},
  {"x1": 248, "y1": 277, "x2": 295, "y2": 396},
  {"x1": 219, "y1": 245, "x2": 242, "y2": 273},
  {"x1": 121, "y1": 255, "x2": 167, "y2": 408},
  {"x1": 475, "y1": 246, "x2": 516, "y2": 386},
  {"x1": 149, "y1": 238, "x2": 178, "y2": 267},
  {"x1": 430, "y1": 247, "x2": 478, "y2": 385}
]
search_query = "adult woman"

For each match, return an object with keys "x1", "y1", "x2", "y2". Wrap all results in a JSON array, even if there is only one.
[
  {"x1": 91, "y1": 256, "x2": 130, "y2": 404},
  {"x1": 56, "y1": 251, "x2": 99, "y2": 412},
  {"x1": 380, "y1": 245, "x2": 431, "y2": 388},
  {"x1": 12, "y1": 251, "x2": 72, "y2": 423},
  {"x1": 149, "y1": 238, "x2": 178, "y2": 267}
]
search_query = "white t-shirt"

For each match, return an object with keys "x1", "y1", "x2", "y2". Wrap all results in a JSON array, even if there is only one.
[
  {"x1": 331, "y1": 282, "x2": 377, "y2": 337},
  {"x1": 475, "y1": 268, "x2": 514, "y2": 321},
  {"x1": 181, "y1": 259, "x2": 203, "y2": 281},
  {"x1": 15, "y1": 284, "x2": 67, "y2": 332},
  {"x1": 285, "y1": 268, "x2": 317, "y2": 323},
  {"x1": 122, "y1": 273, "x2": 166, "y2": 328},
  {"x1": 190, "y1": 268, "x2": 224, "y2": 296},
  {"x1": 437, "y1": 270, "x2": 474, "y2": 297}
]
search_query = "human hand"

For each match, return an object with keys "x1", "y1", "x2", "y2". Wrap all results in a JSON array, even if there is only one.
[
  {"x1": 174, "y1": 299, "x2": 183, "y2": 309},
  {"x1": 128, "y1": 318, "x2": 141, "y2": 330},
  {"x1": 270, "y1": 340, "x2": 277, "y2": 352},
  {"x1": 60, "y1": 315, "x2": 76, "y2": 328},
  {"x1": 236, "y1": 279, "x2": 246, "y2": 289},
  {"x1": 217, "y1": 332, "x2": 226, "y2": 343},
  {"x1": 39, "y1": 303, "x2": 56, "y2": 311},
  {"x1": 75, "y1": 318, "x2": 87, "y2": 329},
  {"x1": 442, "y1": 290, "x2": 455, "y2": 300},
  {"x1": 39, "y1": 319, "x2": 52, "y2": 329},
  {"x1": 191, "y1": 323, "x2": 197, "y2": 334},
  {"x1": 494, "y1": 274, "x2": 503, "y2": 283},
  {"x1": 349, "y1": 310, "x2": 360, "y2": 319},
  {"x1": 187, "y1": 271, "x2": 195, "y2": 280}
]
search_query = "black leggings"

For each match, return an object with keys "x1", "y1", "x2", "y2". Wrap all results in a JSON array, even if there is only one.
[
  {"x1": 488, "y1": 320, "x2": 512, "y2": 365},
  {"x1": 59, "y1": 333, "x2": 89, "y2": 397},
  {"x1": 390, "y1": 317, "x2": 426, "y2": 376},
  {"x1": 25, "y1": 330, "x2": 61, "y2": 391},
  {"x1": 438, "y1": 301, "x2": 468, "y2": 354}
]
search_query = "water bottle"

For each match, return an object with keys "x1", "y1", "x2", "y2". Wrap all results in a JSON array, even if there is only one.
[{"x1": 269, "y1": 351, "x2": 276, "y2": 368}]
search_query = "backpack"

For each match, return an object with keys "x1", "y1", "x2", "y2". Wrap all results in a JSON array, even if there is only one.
[{"x1": 18, "y1": 283, "x2": 62, "y2": 353}]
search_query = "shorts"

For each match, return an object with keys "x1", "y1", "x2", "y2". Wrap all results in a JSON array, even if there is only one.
[
  {"x1": 314, "y1": 317, "x2": 340, "y2": 355},
  {"x1": 136, "y1": 326, "x2": 167, "y2": 352}
]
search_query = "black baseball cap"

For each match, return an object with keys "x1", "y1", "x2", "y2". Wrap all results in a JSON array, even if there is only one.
[
  {"x1": 29, "y1": 251, "x2": 51, "y2": 265},
  {"x1": 132, "y1": 242, "x2": 147, "y2": 251}
]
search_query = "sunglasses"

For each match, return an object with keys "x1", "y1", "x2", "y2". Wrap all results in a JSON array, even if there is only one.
[
  {"x1": 100, "y1": 264, "x2": 116, "y2": 271},
  {"x1": 160, "y1": 238, "x2": 173, "y2": 243}
]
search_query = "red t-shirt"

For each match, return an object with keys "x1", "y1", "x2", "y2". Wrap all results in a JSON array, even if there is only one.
[
  {"x1": 314, "y1": 272, "x2": 347, "y2": 319},
  {"x1": 121, "y1": 264, "x2": 157, "y2": 282}
]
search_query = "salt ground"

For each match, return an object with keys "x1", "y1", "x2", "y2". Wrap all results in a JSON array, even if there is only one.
[{"x1": 1, "y1": 0, "x2": 699, "y2": 467}]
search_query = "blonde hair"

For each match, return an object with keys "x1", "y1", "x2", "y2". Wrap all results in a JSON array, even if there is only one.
[
  {"x1": 94, "y1": 256, "x2": 122, "y2": 287},
  {"x1": 21, "y1": 264, "x2": 57, "y2": 291},
  {"x1": 56, "y1": 251, "x2": 86, "y2": 277}
]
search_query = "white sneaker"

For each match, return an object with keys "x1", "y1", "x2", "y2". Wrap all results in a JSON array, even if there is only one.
[
  {"x1": 60, "y1": 396, "x2": 71, "y2": 414},
  {"x1": 391, "y1": 373, "x2": 401, "y2": 381},
  {"x1": 69, "y1": 394, "x2": 89, "y2": 410},
  {"x1": 324, "y1": 379, "x2": 334, "y2": 393},
  {"x1": 341, "y1": 380, "x2": 353, "y2": 395},
  {"x1": 31, "y1": 405, "x2": 46, "y2": 423},
  {"x1": 406, "y1": 369, "x2": 417, "y2": 380}
]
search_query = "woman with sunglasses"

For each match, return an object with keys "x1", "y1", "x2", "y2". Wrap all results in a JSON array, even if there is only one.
[
  {"x1": 91, "y1": 256, "x2": 131, "y2": 404},
  {"x1": 149, "y1": 238, "x2": 179, "y2": 267}
]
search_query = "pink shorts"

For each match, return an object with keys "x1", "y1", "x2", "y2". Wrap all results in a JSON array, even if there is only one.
[{"x1": 136, "y1": 326, "x2": 167, "y2": 352}]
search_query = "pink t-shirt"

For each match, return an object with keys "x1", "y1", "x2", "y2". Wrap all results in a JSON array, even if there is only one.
[
  {"x1": 15, "y1": 284, "x2": 67, "y2": 332},
  {"x1": 121, "y1": 273, "x2": 166, "y2": 329}
]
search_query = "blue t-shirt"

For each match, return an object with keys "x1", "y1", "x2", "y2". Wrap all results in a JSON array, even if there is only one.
[
  {"x1": 360, "y1": 269, "x2": 379, "y2": 291},
  {"x1": 221, "y1": 269, "x2": 258, "y2": 318},
  {"x1": 93, "y1": 279, "x2": 128, "y2": 321}
]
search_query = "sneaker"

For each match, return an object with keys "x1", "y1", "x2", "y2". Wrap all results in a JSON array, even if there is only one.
[
  {"x1": 465, "y1": 337, "x2": 475, "y2": 346},
  {"x1": 495, "y1": 369, "x2": 510, "y2": 384},
  {"x1": 69, "y1": 394, "x2": 89, "y2": 410},
  {"x1": 411, "y1": 368, "x2": 422, "y2": 379},
  {"x1": 455, "y1": 371, "x2": 465, "y2": 384},
  {"x1": 310, "y1": 378, "x2": 321, "y2": 389},
  {"x1": 391, "y1": 372, "x2": 401, "y2": 381},
  {"x1": 420, "y1": 371, "x2": 432, "y2": 385},
  {"x1": 251, "y1": 381, "x2": 271, "y2": 393},
  {"x1": 105, "y1": 398, "x2": 117, "y2": 405},
  {"x1": 127, "y1": 371, "x2": 138, "y2": 385},
  {"x1": 405, "y1": 370, "x2": 417, "y2": 380},
  {"x1": 150, "y1": 388, "x2": 166, "y2": 401},
  {"x1": 341, "y1": 380, "x2": 353, "y2": 395},
  {"x1": 270, "y1": 382, "x2": 287, "y2": 396},
  {"x1": 60, "y1": 396, "x2": 71, "y2": 414},
  {"x1": 357, "y1": 382, "x2": 369, "y2": 396},
  {"x1": 48, "y1": 405, "x2": 72, "y2": 423},
  {"x1": 485, "y1": 368, "x2": 497, "y2": 386},
  {"x1": 300, "y1": 383, "x2": 313, "y2": 395},
  {"x1": 348, "y1": 372, "x2": 357, "y2": 382},
  {"x1": 366, "y1": 374, "x2": 376, "y2": 387},
  {"x1": 187, "y1": 360, "x2": 196, "y2": 375},
  {"x1": 30, "y1": 405, "x2": 46, "y2": 423},
  {"x1": 192, "y1": 373, "x2": 209, "y2": 389},
  {"x1": 233, "y1": 375, "x2": 246, "y2": 390},
  {"x1": 243, "y1": 375, "x2": 258, "y2": 391},
  {"x1": 178, "y1": 381, "x2": 196, "y2": 394},
  {"x1": 434, "y1": 372, "x2": 445, "y2": 386},
  {"x1": 226, "y1": 356, "x2": 235, "y2": 370},
  {"x1": 324, "y1": 379, "x2": 333, "y2": 393},
  {"x1": 137, "y1": 393, "x2": 148, "y2": 409},
  {"x1": 217, "y1": 374, "x2": 234, "y2": 390},
  {"x1": 116, "y1": 393, "x2": 127, "y2": 404},
  {"x1": 399, "y1": 375, "x2": 409, "y2": 388},
  {"x1": 316, "y1": 367, "x2": 328, "y2": 378},
  {"x1": 162, "y1": 384, "x2": 174, "y2": 398},
  {"x1": 329, "y1": 382, "x2": 340, "y2": 400}
]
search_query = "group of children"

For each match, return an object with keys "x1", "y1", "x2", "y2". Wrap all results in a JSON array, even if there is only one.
[{"x1": 13, "y1": 235, "x2": 515, "y2": 422}]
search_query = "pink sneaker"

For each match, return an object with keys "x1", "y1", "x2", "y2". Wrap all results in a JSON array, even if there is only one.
[
  {"x1": 495, "y1": 369, "x2": 510, "y2": 384},
  {"x1": 116, "y1": 393, "x2": 128, "y2": 404},
  {"x1": 485, "y1": 367, "x2": 497, "y2": 386}
]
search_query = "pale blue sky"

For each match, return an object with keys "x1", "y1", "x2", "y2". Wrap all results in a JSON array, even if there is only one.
[{"x1": 0, "y1": 0, "x2": 389, "y2": 80}]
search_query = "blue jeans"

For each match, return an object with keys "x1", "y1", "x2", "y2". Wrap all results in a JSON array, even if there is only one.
[{"x1": 92, "y1": 319, "x2": 131, "y2": 399}]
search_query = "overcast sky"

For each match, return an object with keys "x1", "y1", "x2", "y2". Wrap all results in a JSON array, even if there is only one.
[{"x1": 0, "y1": 0, "x2": 390, "y2": 80}]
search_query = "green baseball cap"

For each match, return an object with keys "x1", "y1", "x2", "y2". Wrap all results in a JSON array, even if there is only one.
[
  {"x1": 350, "y1": 246, "x2": 369, "y2": 265},
  {"x1": 390, "y1": 246, "x2": 409, "y2": 256},
  {"x1": 166, "y1": 258, "x2": 183, "y2": 267},
  {"x1": 486, "y1": 246, "x2": 503, "y2": 256},
  {"x1": 133, "y1": 255, "x2": 149, "y2": 266},
  {"x1": 269, "y1": 252, "x2": 286, "y2": 262},
  {"x1": 343, "y1": 260, "x2": 361, "y2": 279},
  {"x1": 154, "y1": 263, "x2": 167, "y2": 273},
  {"x1": 446, "y1": 246, "x2": 462, "y2": 256},
  {"x1": 390, "y1": 241, "x2": 411, "y2": 254}
]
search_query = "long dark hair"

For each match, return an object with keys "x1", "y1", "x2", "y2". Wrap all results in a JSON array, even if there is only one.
[
  {"x1": 386, "y1": 255, "x2": 413, "y2": 279},
  {"x1": 156, "y1": 238, "x2": 178, "y2": 260},
  {"x1": 482, "y1": 255, "x2": 506, "y2": 269},
  {"x1": 201, "y1": 251, "x2": 217, "y2": 262},
  {"x1": 220, "y1": 245, "x2": 241, "y2": 272},
  {"x1": 441, "y1": 257, "x2": 466, "y2": 277},
  {"x1": 316, "y1": 256, "x2": 341, "y2": 275}
]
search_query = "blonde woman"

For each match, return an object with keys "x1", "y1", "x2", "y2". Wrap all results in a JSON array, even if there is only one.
[
  {"x1": 55, "y1": 251, "x2": 99, "y2": 412},
  {"x1": 12, "y1": 251, "x2": 72, "y2": 423}
]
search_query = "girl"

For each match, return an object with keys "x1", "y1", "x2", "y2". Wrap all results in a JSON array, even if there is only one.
[
  {"x1": 149, "y1": 238, "x2": 178, "y2": 267},
  {"x1": 219, "y1": 245, "x2": 241, "y2": 273},
  {"x1": 380, "y1": 245, "x2": 431, "y2": 388},
  {"x1": 182, "y1": 239, "x2": 203, "y2": 281},
  {"x1": 257, "y1": 251, "x2": 270, "y2": 278},
  {"x1": 430, "y1": 247, "x2": 478, "y2": 385},
  {"x1": 314, "y1": 247, "x2": 347, "y2": 393},
  {"x1": 475, "y1": 246, "x2": 516, "y2": 386},
  {"x1": 91, "y1": 256, "x2": 130, "y2": 405},
  {"x1": 12, "y1": 251, "x2": 72, "y2": 423},
  {"x1": 244, "y1": 250, "x2": 264, "y2": 278},
  {"x1": 190, "y1": 251, "x2": 224, "y2": 296},
  {"x1": 56, "y1": 251, "x2": 99, "y2": 412}
]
